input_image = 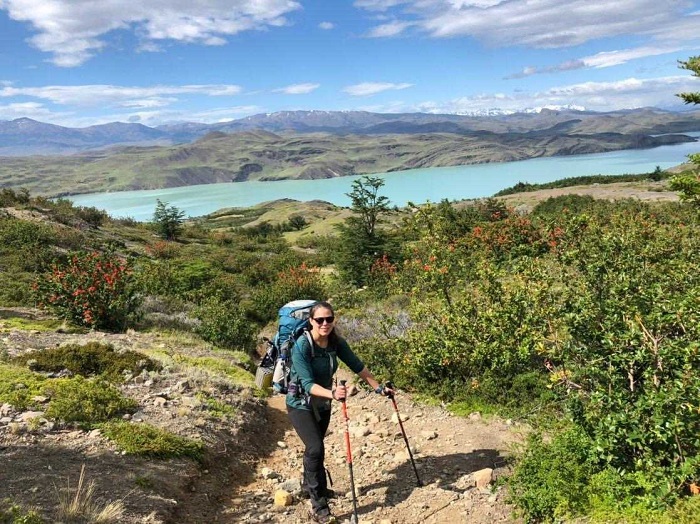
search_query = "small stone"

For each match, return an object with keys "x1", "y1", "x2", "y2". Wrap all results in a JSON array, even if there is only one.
[
  {"x1": 421, "y1": 430, "x2": 438, "y2": 440},
  {"x1": 473, "y1": 468, "x2": 493, "y2": 489},
  {"x1": 352, "y1": 426, "x2": 371, "y2": 438},
  {"x1": 276, "y1": 441, "x2": 287, "y2": 449},
  {"x1": 19, "y1": 411, "x2": 45, "y2": 422},
  {"x1": 31, "y1": 395, "x2": 49, "y2": 404},
  {"x1": 153, "y1": 396, "x2": 168, "y2": 407},
  {"x1": 88, "y1": 429, "x2": 102, "y2": 439},
  {"x1": 279, "y1": 478, "x2": 302, "y2": 492},
  {"x1": 273, "y1": 490, "x2": 293, "y2": 506},
  {"x1": 131, "y1": 411, "x2": 146, "y2": 422},
  {"x1": 468, "y1": 412, "x2": 482, "y2": 421}
]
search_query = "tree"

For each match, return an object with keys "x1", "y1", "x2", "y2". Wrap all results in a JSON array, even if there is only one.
[
  {"x1": 288, "y1": 215, "x2": 308, "y2": 231},
  {"x1": 153, "y1": 199, "x2": 185, "y2": 240},
  {"x1": 335, "y1": 176, "x2": 393, "y2": 286},
  {"x1": 670, "y1": 55, "x2": 700, "y2": 206},
  {"x1": 677, "y1": 56, "x2": 700, "y2": 105},
  {"x1": 347, "y1": 176, "x2": 390, "y2": 238}
]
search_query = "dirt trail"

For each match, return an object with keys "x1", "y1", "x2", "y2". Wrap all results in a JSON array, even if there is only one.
[{"x1": 215, "y1": 372, "x2": 524, "y2": 524}]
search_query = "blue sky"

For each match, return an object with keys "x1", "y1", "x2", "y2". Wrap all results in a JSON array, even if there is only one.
[{"x1": 0, "y1": 0, "x2": 699, "y2": 128}]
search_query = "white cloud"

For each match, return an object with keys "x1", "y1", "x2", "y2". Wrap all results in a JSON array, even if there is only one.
[
  {"x1": 508, "y1": 45, "x2": 688, "y2": 79},
  {"x1": 318, "y1": 21, "x2": 334, "y2": 30},
  {"x1": 366, "y1": 20, "x2": 413, "y2": 37},
  {"x1": 0, "y1": 101, "x2": 65, "y2": 121},
  {"x1": 353, "y1": 0, "x2": 410, "y2": 12},
  {"x1": 359, "y1": 0, "x2": 699, "y2": 48},
  {"x1": 343, "y1": 82, "x2": 413, "y2": 96},
  {"x1": 273, "y1": 83, "x2": 320, "y2": 95},
  {"x1": 413, "y1": 75, "x2": 699, "y2": 113},
  {"x1": 0, "y1": 84, "x2": 243, "y2": 106},
  {"x1": 0, "y1": 0, "x2": 301, "y2": 66}
]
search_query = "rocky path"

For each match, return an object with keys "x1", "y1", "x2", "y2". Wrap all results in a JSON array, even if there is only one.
[{"x1": 221, "y1": 372, "x2": 524, "y2": 524}]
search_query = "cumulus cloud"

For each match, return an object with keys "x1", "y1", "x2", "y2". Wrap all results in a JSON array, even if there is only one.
[
  {"x1": 343, "y1": 82, "x2": 413, "y2": 96},
  {"x1": 0, "y1": 0, "x2": 301, "y2": 66},
  {"x1": 318, "y1": 21, "x2": 334, "y2": 30},
  {"x1": 273, "y1": 83, "x2": 320, "y2": 95},
  {"x1": 0, "y1": 84, "x2": 243, "y2": 106},
  {"x1": 508, "y1": 45, "x2": 688, "y2": 79},
  {"x1": 358, "y1": 0, "x2": 699, "y2": 49}
]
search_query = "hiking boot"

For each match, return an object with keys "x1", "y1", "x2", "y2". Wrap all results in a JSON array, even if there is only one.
[{"x1": 308, "y1": 509, "x2": 337, "y2": 524}]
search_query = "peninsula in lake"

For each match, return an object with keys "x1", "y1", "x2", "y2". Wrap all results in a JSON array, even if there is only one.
[{"x1": 1, "y1": 107, "x2": 698, "y2": 197}]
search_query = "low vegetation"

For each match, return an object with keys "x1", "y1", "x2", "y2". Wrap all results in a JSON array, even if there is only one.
[
  {"x1": 100, "y1": 421, "x2": 204, "y2": 461},
  {"x1": 11, "y1": 342, "x2": 161, "y2": 382}
]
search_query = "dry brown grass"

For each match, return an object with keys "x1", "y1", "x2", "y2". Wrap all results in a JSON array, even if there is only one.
[{"x1": 56, "y1": 465, "x2": 126, "y2": 523}]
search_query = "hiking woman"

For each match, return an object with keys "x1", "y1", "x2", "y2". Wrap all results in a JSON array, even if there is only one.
[{"x1": 287, "y1": 301, "x2": 392, "y2": 524}]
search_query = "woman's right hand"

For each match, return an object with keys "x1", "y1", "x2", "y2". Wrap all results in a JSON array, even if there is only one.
[{"x1": 332, "y1": 384, "x2": 347, "y2": 401}]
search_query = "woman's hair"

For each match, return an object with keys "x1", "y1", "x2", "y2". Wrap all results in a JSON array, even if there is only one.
[{"x1": 309, "y1": 301, "x2": 340, "y2": 345}]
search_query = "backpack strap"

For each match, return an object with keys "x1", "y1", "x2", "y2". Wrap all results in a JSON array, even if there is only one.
[{"x1": 303, "y1": 330, "x2": 314, "y2": 359}]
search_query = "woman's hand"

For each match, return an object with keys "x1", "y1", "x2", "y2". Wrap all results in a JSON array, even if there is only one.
[
  {"x1": 383, "y1": 384, "x2": 396, "y2": 397},
  {"x1": 332, "y1": 383, "x2": 347, "y2": 401}
]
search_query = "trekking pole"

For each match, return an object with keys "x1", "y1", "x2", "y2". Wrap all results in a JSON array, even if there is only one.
[
  {"x1": 339, "y1": 380, "x2": 360, "y2": 524},
  {"x1": 385, "y1": 381, "x2": 422, "y2": 487}
]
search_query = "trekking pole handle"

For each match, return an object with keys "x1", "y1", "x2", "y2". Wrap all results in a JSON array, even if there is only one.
[
  {"x1": 384, "y1": 381, "x2": 396, "y2": 399},
  {"x1": 338, "y1": 379, "x2": 347, "y2": 402}
]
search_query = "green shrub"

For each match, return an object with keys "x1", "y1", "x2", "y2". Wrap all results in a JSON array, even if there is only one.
[
  {"x1": 100, "y1": 421, "x2": 204, "y2": 461},
  {"x1": 247, "y1": 263, "x2": 327, "y2": 323},
  {"x1": 11, "y1": 342, "x2": 160, "y2": 382},
  {"x1": 44, "y1": 376, "x2": 137, "y2": 425},
  {"x1": 0, "y1": 500, "x2": 43, "y2": 524},
  {"x1": 0, "y1": 364, "x2": 47, "y2": 410},
  {"x1": 33, "y1": 251, "x2": 140, "y2": 331},
  {"x1": 194, "y1": 297, "x2": 257, "y2": 351},
  {"x1": 508, "y1": 427, "x2": 596, "y2": 523}
]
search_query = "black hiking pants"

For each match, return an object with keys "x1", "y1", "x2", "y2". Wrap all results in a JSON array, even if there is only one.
[{"x1": 288, "y1": 405, "x2": 332, "y2": 515}]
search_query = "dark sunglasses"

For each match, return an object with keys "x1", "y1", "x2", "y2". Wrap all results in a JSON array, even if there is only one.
[{"x1": 312, "y1": 316, "x2": 335, "y2": 325}]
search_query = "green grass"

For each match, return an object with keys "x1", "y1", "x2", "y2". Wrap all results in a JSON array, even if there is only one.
[
  {"x1": 172, "y1": 354, "x2": 254, "y2": 386},
  {"x1": 0, "y1": 364, "x2": 48, "y2": 410},
  {"x1": 11, "y1": 342, "x2": 161, "y2": 382},
  {"x1": 196, "y1": 392, "x2": 237, "y2": 419},
  {"x1": 0, "y1": 317, "x2": 65, "y2": 332},
  {"x1": 100, "y1": 421, "x2": 204, "y2": 461}
]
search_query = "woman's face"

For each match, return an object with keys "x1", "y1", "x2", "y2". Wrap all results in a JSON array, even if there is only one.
[{"x1": 310, "y1": 306, "x2": 335, "y2": 338}]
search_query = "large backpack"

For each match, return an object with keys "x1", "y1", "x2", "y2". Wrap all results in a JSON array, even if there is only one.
[{"x1": 255, "y1": 299, "x2": 317, "y2": 393}]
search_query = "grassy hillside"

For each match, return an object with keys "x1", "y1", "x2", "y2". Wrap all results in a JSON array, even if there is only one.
[{"x1": 0, "y1": 129, "x2": 693, "y2": 197}]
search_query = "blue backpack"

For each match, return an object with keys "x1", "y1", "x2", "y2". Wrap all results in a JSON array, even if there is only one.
[{"x1": 255, "y1": 299, "x2": 317, "y2": 393}]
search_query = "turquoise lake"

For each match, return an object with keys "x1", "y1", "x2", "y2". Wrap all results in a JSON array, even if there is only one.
[{"x1": 68, "y1": 133, "x2": 700, "y2": 221}]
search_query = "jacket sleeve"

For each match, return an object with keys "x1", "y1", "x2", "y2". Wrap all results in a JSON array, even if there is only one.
[
  {"x1": 291, "y1": 336, "x2": 316, "y2": 394},
  {"x1": 336, "y1": 337, "x2": 365, "y2": 374}
]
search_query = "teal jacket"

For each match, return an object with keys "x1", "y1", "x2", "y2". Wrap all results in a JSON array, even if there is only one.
[{"x1": 285, "y1": 333, "x2": 364, "y2": 412}]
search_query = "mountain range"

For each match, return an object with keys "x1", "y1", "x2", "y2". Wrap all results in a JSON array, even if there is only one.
[{"x1": 2, "y1": 107, "x2": 700, "y2": 156}]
